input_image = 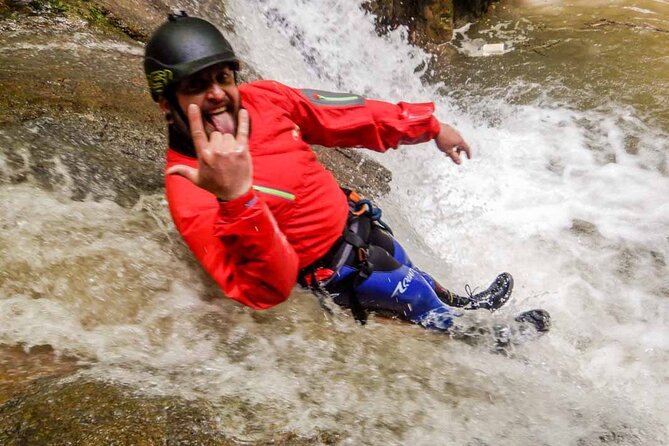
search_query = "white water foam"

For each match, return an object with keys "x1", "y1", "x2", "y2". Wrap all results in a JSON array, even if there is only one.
[
  {"x1": 228, "y1": 0, "x2": 669, "y2": 441},
  {"x1": 1, "y1": 1, "x2": 667, "y2": 444},
  {"x1": 624, "y1": 6, "x2": 658, "y2": 14}
]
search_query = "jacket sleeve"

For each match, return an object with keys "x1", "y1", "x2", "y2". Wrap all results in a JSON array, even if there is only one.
[
  {"x1": 275, "y1": 83, "x2": 442, "y2": 151},
  {"x1": 165, "y1": 157, "x2": 299, "y2": 309}
]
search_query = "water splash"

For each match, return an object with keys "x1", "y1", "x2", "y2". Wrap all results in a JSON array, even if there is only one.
[
  {"x1": 226, "y1": 0, "x2": 669, "y2": 442},
  {"x1": 1, "y1": 1, "x2": 668, "y2": 444}
]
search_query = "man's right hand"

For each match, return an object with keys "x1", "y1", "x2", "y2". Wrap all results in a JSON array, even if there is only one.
[{"x1": 166, "y1": 104, "x2": 252, "y2": 201}]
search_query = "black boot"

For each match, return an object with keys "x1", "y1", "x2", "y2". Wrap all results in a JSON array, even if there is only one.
[
  {"x1": 515, "y1": 309, "x2": 551, "y2": 332},
  {"x1": 493, "y1": 309, "x2": 552, "y2": 353},
  {"x1": 435, "y1": 272, "x2": 513, "y2": 312}
]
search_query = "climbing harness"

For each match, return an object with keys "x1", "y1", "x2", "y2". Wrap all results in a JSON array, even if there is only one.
[{"x1": 300, "y1": 189, "x2": 393, "y2": 323}]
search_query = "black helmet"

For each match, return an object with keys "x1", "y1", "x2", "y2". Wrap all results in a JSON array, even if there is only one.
[{"x1": 144, "y1": 12, "x2": 239, "y2": 102}]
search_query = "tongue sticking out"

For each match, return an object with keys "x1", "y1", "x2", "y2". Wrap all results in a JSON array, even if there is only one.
[{"x1": 208, "y1": 111, "x2": 236, "y2": 134}]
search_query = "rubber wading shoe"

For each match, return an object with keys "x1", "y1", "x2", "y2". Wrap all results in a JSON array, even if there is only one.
[
  {"x1": 514, "y1": 309, "x2": 551, "y2": 332},
  {"x1": 435, "y1": 272, "x2": 514, "y2": 311},
  {"x1": 144, "y1": 11, "x2": 239, "y2": 102}
]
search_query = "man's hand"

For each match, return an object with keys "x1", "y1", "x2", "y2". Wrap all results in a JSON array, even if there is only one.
[
  {"x1": 435, "y1": 122, "x2": 471, "y2": 165},
  {"x1": 167, "y1": 104, "x2": 252, "y2": 201}
]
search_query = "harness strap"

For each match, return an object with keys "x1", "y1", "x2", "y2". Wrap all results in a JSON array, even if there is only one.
[
  {"x1": 344, "y1": 189, "x2": 393, "y2": 235},
  {"x1": 300, "y1": 190, "x2": 393, "y2": 324},
  {"x1": 341, "y1": 221, "x2": 373, "y2": 324},
  {"x1": 343, "y1": 229, "x2": 366, "y2": 250}
]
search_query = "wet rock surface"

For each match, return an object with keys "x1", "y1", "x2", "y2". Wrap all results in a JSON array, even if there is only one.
[
  {"x1": 0, "y1": 345, "x2": 81, "y2": 406},
  {"x1": 0, "y1": 5, "x2": 165, "y2": 205},
  {"x1": 0, "y1": 375, "x2": 340, "y2": 445},
  {"x1": 364, "y1": 0, "x2": 499, "y2": 48},
  {"x1": 453, "y1": 0, "x2": 500, "y2": 24}
]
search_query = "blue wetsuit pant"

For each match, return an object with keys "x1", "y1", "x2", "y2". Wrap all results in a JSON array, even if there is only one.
[{"x1": 324, "y1": 224, "x2": 458, "y2": 330}]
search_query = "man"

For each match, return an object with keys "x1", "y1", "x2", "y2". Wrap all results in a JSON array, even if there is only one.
[{"x1": 144, "y1": 13, "x2": 540, "y2": 332}]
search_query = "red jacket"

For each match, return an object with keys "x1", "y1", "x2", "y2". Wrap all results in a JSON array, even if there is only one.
[{"x1": 165, "y1": 80, "x2": 441, "y2": 309}]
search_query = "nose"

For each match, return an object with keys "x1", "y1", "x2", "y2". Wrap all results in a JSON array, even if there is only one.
[{"x1": 205, "y1": 82, "x2": 225, "y2": 101}]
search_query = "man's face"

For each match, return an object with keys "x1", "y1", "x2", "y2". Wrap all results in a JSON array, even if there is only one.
[{"x1": 172, "y1": 64, "x2": 241, "y2": 136}]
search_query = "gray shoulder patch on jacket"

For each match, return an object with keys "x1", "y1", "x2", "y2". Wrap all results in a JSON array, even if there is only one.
[{"x1": 301, "y1": 89, "x2": 365, "y2": 106}]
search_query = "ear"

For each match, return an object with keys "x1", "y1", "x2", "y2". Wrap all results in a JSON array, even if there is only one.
[
  {"x1": 158, "y1": 96, "x2": 170, "y2": 113},
  {"x1": 233, "y1": 61, "x2": 243, "y2": 84}
]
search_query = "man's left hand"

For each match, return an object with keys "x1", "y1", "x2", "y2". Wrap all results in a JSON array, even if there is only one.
[{"x1": 435, "y1": 123, "x2": 471, "y2": 165}]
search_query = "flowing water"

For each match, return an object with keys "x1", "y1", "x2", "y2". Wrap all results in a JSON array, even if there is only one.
[{"x1": 1, "y1": 0, "x2": 668, "y2": 444}]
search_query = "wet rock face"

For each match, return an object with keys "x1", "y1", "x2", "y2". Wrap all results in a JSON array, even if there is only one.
[
  {"x1": 0, "y1": 6, "x2": 166, "y2": 205},
  {"x1": 364, "y1": 0, "x2": 499, "y2": 46},
  {"x1": 363, "y1": 0, "x2": 454, "y2": 46},
  {"x1": 0, "y1": 378, "x2": 234, "y2": 445},
  {"x1": 0, "y1": 375, "x2": 342, "y2": 445},
  {"x1": 0, "y1": 379, "x2": 231, "y2": 445},
  {"x1": 453, "y1": 0, "x2": 499, "y2": 24}
]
